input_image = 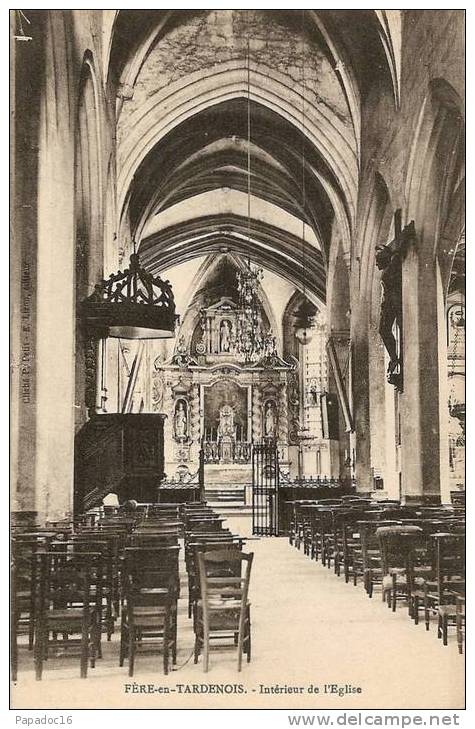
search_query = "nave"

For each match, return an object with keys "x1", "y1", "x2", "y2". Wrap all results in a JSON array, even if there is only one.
[
  {"x1": 11, "y1": 507, "x2": 464, "y2": 711},
  {"x1": 11, "y1": 9, "x2": 465, "y2": 711}
]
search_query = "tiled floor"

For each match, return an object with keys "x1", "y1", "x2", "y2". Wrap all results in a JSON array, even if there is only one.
[{"x1": 11, "y1": 516, "x2": 465, "y2": 710}]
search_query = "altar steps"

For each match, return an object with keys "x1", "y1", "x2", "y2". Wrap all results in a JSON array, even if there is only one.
[{"x1": 204, "y1": 482, "x2": 252, "y2": 515}]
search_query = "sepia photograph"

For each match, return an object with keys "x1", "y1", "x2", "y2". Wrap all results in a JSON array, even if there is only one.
[{"x1": 10, "y1": 7, "x2": 466, "y2": 714}]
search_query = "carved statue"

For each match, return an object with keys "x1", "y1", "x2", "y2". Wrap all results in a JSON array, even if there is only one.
[
  {"x1": 376, "y1": 218, "x2": 415, "y2": 387},
  {"x1": 220, "y1": 320, "x2": 231, "y2": 353},
  {"x1": 218, "y1": 404, "x2": 236, "y2": 438},
  {"x1": 174, "y1": 400, "x2": 188, "y2": 441},
  {"x1": 264, "y1": 401, "x2": 276, "y2": 437}
]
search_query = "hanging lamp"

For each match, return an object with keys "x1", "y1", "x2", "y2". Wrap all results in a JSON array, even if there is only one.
[{"x1": 294, "y1": 11, "x2": 317, "y2": 346}]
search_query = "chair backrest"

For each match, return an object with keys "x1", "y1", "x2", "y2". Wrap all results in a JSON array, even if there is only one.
[
  {"x1": 190, "y1": 540, "x2": 243, "y2": 570},
  {"x1": 123, "y1": 545, "x2": 180, "y2": 606},
  {"x1": 375, "y1": 525, "x2": 424, "y2": 575},
  {"x1": 197, "y1": 549, "x2": 253, "y2": 614},
  {"x1": 129, "y1": 531, "x2": 179, "y2": 548},
  {"x1": 124, "y1": 545, "x2": 180, "y2": 583},
  {"x1": 37, "y1": 550, "x2": 102, "y2": 615},
  {"x1": 185, "y1": 529, "x2": 232, "y2": 546},
  {"x1": 357, "y1": 520, "x2": 399, "y2": 560},
  {"x1": 431, "y1": 533, "x2": 465, "y2": 598},
  {"x1": 186, "y1": 517, "x2": 225, "y2": 531}
]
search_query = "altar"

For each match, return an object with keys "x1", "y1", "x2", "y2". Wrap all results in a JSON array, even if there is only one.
[{"x1": 146, "y1": 291, "x2": 330, "y2": 482}]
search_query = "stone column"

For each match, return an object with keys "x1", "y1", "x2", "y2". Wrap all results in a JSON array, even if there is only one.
[
  {"x1": 252, "y1": 385, "x2": 261, "y2": 442},
  {"x1": 11, "y1": 24, "x2": 39, "y2": 521},
  {"x1": 400, "y1": 246, "x2": 442, "y2": 503},
  {"x1": 350, "y1": 316, "x2": 372, "y2": 493},
  {"x1": 436, "y1": 267, "x2": 451, "y2": 504},
  {"x1": 247, "y1": 384, "x2": 253, "y2": 443},
  {"x1": 34, "y1": 15, "x2": 76, "y2": 520}
]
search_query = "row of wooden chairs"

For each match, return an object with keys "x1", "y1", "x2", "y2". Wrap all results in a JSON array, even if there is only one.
[
  {"x1": 288, "y1": 498, "x2": 465, "y2": 653},
  {"x1": 11, "y1": 501, "x2": 255, "y2": 679},
  {"x1": 11, "y1": 506, "x2": 182, "y2": 680},
  {"x1": 182, "y1": 503, "x2": 253, "y2": 672}
]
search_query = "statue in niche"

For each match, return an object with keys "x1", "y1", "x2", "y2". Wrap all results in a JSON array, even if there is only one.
[
  {"x1": 174, "y1": 400, "x2": 188, "y2": 442},
  {"x1": 264, "y1": 401, "x2": 276, "y2": 438},
  {"x1": 220, "y1": 319, "x2": 232, "y2": 353},
  {"x1": 218, "y1": 403, "x2": 236, "y2": 463},
  {"x1": 376, "y1": 216, "x2": 415, "y2": 389},
  {"x1": 308, "y1": 378, "x2": 319, "y2": 406}
]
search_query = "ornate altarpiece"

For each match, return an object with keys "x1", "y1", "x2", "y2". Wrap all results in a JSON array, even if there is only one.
[{"x1": 151, "y1": 296, "x2": 293, "y2": 479}]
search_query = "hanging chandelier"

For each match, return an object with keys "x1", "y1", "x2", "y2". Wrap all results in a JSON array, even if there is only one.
[
  {"x1": 294, "y1": 299, "x2": 318, "y2": 345},
  {"x1": 232, "y1": 23, "x2": 267, "y2": 364},
  {"x1": 235, "y1": 257, "x2": 265, "y2": 362}
]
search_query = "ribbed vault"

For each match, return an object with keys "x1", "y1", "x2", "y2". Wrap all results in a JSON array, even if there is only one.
[
  {"x1": 108, "y1": 9, "x2": 402, "y2": 303},
  {"x1": 140, "y1": 213, "x2": 326, "y2": 303}
]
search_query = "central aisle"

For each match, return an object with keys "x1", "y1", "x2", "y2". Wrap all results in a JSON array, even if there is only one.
[{"x1": 12, "y1": 516, "x2": 464, "y2": 710}]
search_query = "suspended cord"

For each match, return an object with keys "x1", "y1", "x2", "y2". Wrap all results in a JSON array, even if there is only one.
[
  {"x1": 301, "y1": 9, "x2": 307, "y2": 303},
  {"x1": 247, "y1": 16, "x2": 252, "y2": 242}
]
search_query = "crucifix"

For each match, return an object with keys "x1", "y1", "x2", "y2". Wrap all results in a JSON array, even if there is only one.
[{"x1": 375, "y1": 210, "x2": 415, "y2": 391}]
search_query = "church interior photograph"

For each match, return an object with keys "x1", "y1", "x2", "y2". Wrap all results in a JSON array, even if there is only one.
[{"x1": 10, "y1": 8, "x2": 465, "y2": 710}]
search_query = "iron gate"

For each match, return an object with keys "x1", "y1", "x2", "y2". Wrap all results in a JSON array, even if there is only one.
[{"x1": 252, "y1": 442, "x2": 279, "y2": 535}]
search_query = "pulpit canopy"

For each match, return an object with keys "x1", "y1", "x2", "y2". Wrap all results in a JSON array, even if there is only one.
[{"x1": 81, "y1": 253, "x2": 178, "y2": 339}]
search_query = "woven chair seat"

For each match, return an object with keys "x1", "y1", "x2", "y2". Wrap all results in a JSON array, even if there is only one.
[
  {"x1": 438, "y1": 604, "x2": 457, "y2": 617},
  {"x1": 382, "y1": 574, "x2": 407, "y2": 589}
]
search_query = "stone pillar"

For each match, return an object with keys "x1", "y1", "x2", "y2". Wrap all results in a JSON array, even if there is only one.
[
  {"x1": 400, "y1": 246, "x2": 442, "y2": 503},
  {"x1": 329, "y1": 331, "x2": 360, "y2": 486},
  {"x1": 436, "y1": 266, "x2": 451, "y2": 504},
  {"x1": 368, "y1": 326, "x2": 386, "y2": 474},
  {"x1": 367, "y1": 324, "x2": 400, "y2": 498},
  {"x1": 34, "y1": 18, "x2": 76, "y2": 521},
  {"x1": 350, "y1": 319, "x2": 373, "y2": 493},
  {"x1": 11, "y1": 23, "x2": 39, "y2": 521}
]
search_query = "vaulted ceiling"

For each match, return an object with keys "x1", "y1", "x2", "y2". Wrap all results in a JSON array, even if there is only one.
[{"x1": 106, "y1": 10, "x2": 402, "y2": 305}]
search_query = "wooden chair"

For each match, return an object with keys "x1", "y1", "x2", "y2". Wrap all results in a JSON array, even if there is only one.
[
  {"x1": 119, "y1": 548, "x2": 178, "y2": 675},
  {"x1": 334, "y1": 509, "x2": 367, "y2": 583},
  {"x1": 194, "y1": 549, "x2": 253, "y2": 672},
  {"x1": 376, "y1": 525, "x2": 425, "y2": 612},
  {"x1": 66, "y1": 535, "x2": 119, "y2": 641},
  {"x1": 456, "y1": 595, "x2": 465, "y2": 654},
  {"x1": 357, "y1": 520, "x2": 400, "y2": 597},
  {"x1": 34, "y1": 550, "x2": 102, "y2": 679},
  {"x1": 318, "y1": 508, "x2": 337, "y2": 569},
  {"x1": 186, "y1": 538, "x2": 243, "y2": 620},
  {"x1": 11, "y1": 531, "x2": 60, "y2": 681},
  {"x1": 420, "y1": 533, "x2": 465, "y2": 638}
]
